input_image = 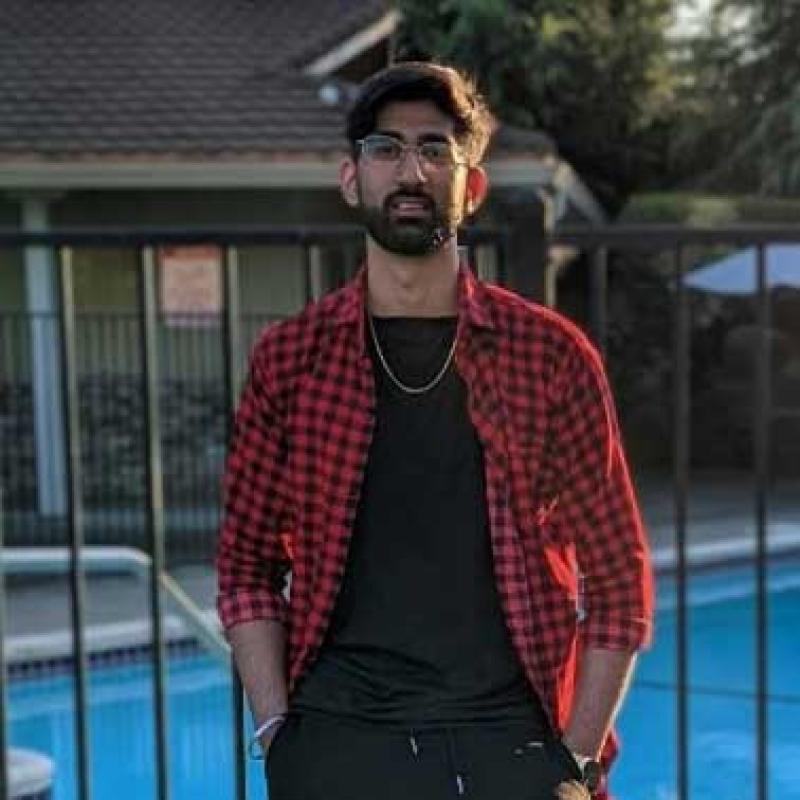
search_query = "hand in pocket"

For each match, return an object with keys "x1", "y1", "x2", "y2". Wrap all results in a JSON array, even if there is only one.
[{"x1": 553, "y1": 780, "x2": 591, "y2": 800}]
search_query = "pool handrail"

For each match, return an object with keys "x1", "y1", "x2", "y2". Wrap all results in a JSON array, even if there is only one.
[{"x1": 2, "y1": 546, "x2": 230, "y2": 665}]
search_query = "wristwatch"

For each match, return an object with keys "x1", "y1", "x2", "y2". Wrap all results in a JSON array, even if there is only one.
[{"x1": 562, "y1": 742, "x2": 603, "y2": 794}]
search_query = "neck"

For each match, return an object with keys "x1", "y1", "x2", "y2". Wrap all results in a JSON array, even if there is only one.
[{"x1": 365, "y1": 237, "x2": 459, "y2": 317}]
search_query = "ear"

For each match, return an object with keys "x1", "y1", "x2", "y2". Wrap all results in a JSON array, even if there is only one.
[
  {"x1": 464, "y1": 165, "x2": 489, "y2": 216},
  {"x1": 339, "y1": 157, "x2": 360, "y2": 208}
]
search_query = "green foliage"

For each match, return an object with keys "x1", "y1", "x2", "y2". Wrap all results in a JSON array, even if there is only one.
[
  {"x1": 673, "y1": 0, "x2": 800, "y2": 196},
  {"x1": 622, "y1": 193, "x2": 800, "y2": 225},
  {"x1": 395, "y1": 0, "x2": 678, "y2": 211}
]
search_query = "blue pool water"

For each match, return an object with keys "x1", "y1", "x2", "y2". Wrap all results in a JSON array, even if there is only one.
[
  {"x1": 8, "y1": 559, "x2": 800, "y2": 800},
  {"x1": 614, "y1": 559, "x2": 800, "y2": 800}
]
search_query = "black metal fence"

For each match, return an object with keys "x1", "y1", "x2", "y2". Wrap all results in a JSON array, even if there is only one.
[
  {"x1": 0, "y1": 227, "x2": 507, "y2": 561},
  {"x1": 557, "y1": 225, "x2": 799, "y2": 800},
  {"x1": 1, "y1": 310, "x2": 277, "y2": 557},
  {"x1": 1, "y1": 224, "x2": 798, "y2": 800}
]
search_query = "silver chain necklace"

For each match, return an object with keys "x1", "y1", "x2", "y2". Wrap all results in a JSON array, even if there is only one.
[{"x1": 367, "y1": 313, "x2": 458, "y2": 396}]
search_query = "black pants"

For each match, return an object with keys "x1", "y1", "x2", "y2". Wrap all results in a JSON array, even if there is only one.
[{"x1": 266, "y1": 712, "x2": 582, "y2": 800}]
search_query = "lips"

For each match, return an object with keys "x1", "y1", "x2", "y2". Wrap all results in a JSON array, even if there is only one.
[
  {"x1": 389, "y1": 192, "x2": 430, "y2": 205},
  {"x1": 388, "y1": 195, "x2": 433, "y2": 216}
]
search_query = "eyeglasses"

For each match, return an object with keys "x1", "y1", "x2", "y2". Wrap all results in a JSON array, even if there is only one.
[{"x1": 356, "y1": 134, "x2": 466, "y2": 170}]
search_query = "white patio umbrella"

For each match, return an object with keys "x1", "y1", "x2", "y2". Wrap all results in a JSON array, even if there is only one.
[{"x1": 685, "y1": 244, "x2": 800, "y2": 294}]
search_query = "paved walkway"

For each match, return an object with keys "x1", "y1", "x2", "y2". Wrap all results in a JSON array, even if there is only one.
[{"x1": 3, "y1": 473, "x2": 798, "y2": 663}]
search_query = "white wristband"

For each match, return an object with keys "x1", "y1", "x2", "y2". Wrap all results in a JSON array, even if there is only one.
[{"x1": 248, "y1": 714, "x2": 287, "y2": 759}]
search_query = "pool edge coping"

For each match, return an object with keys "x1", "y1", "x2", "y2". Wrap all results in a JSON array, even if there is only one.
[{"x1": 4, "y1": 527, "x2": 800, "y2": 668}]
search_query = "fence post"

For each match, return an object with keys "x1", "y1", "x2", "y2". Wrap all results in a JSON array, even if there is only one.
[
  {"x1": 589, "y1": 247, "x2": 609, "y2": 357},
  {"x1": 496, "y1": 191, "x2": 549, "y2": 302},
  {"x1": 138, "y1": 245, "x2": 171, "y2": 800},
  {"x1": 754, "y1": 244, "x2": 771, "y2": 800},
  {"x1": 0, "y1": 488, "x2": 8, "y2": 800},
  {"x1": 222, "y1": 245, "x2": 248, "y2": 800},
  {"x1": 56, "y1": 245, "x2": 94, "y2": 800},
  {"x1": 673, "y1": 246, "x2": 690, "y2": 800}
]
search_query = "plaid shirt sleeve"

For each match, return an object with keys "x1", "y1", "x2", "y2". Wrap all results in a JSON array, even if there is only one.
[
  {"x1": 549, "y1": 334, "x2": 654, "y2": 652},
  {"x1": 216, "y1": 336, "x2": 294, "y2": 631}
]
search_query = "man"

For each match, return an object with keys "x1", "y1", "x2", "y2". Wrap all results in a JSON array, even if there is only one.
[{"x1": 217, "y1": 62, "x2": 653, "y2": 800}]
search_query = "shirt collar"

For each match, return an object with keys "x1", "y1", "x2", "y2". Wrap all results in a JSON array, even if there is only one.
[{"x1": 333, "y1": 261, "x2": 496, "y2": 332}]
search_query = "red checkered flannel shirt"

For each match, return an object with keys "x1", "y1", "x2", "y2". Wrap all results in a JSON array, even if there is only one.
[{"x1": 217, "y1": 265, "x2": 653, "y2": 782}]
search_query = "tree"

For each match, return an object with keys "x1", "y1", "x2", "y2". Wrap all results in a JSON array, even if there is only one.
[
  {"x1": 395, "y1": 0, "x2": 678, "y2": 212},
  {"x1": 672, "y1": 0, "x2": 800, "y2": 195}
]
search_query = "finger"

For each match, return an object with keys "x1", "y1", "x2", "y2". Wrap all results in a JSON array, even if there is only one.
[{"x1": 554, "y1": 780, "x2": 591, "y2": 800}]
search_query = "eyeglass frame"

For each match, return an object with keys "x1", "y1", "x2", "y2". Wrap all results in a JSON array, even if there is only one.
[{"x1": 355, "y1": 133, "x2": 469, "y2": 171}]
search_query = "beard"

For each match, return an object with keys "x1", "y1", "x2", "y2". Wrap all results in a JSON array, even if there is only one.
[{"x1": 359, "y1": 189, "x2": 460, "y2": 256}]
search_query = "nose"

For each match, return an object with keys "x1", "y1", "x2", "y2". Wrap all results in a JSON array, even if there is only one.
[{"x1": 395, "y1": 146, "x2": 427, "y2": 182}]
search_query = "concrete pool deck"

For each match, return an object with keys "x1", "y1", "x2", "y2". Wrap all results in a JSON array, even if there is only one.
[{"x1": 3, "y1": 473, "x2": 799, "y2": 665}]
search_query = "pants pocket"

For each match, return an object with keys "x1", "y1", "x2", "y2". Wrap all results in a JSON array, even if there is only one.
[
  {"x1": 264, "y1": 715, "x2": 297, "y2": 790},
  {"x1": 509, "y1": 738, "x2": 558, "y2": 800},
  {"x1": 544, "y1": 738, "x2": 584, "y2": 785}
]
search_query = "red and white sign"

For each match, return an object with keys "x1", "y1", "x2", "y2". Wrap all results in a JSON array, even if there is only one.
[{"x1": 159, "y1": 245, "x2": 222, "y2": 325}]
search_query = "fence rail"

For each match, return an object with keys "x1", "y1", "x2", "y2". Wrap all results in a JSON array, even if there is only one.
[{"x1": 2, "y1": 223, "x2": 799, "y2": 800}]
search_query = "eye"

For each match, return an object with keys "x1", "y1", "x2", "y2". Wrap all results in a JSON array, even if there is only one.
[
  {"x1": 365, "y1": 136, "x2": 402, "y2": 160},
  {"x1": 420, "y1": 141, "x2": 453, "y2": 165}
]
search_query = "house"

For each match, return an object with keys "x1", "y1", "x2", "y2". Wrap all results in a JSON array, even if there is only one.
[
  {"x1": 0, "y1": 0, "x2": 603, "y2": 310},
  {"x1": 0, "y1": 0, "x2": 603, "y2": 529}
]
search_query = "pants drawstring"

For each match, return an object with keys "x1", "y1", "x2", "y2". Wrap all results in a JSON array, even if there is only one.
[
  {"x1": 445, "y1": 728, "x2": 466, "y2": 796},
  {"x1": 406, "y1": 726, "x2": 467, "y2": 796}
]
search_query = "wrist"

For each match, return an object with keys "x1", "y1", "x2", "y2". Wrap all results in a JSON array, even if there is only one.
[
  {"x1": 560, "y1": 735, "x2": 595, "y2": 761},
  {"x1": 560, "y1": 738, "x2": 603, "y2": 794},
  {"x1": 249, "y1": 713, "x2": 287, "y2": 759}
]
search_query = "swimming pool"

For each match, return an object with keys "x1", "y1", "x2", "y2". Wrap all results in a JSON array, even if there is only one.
[
  {"x1": 614, "y1": 558, "x2": 800, "y2": 800},
  {"x1": 8, "y1": 559, "x2": 800, "y2": 800}
]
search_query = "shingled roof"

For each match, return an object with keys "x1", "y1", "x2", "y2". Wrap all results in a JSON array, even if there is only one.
[
  {"x1": 0, "y1": 0, "x2": 391, "y2": 161},
  {"x1": 0, "y1": 0, "x2": 600, "y2": 216}
]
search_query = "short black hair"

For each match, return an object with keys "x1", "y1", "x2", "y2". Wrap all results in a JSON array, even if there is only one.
[{"x1": 345, "y1": 61, "x2": 495, "y2": 166}]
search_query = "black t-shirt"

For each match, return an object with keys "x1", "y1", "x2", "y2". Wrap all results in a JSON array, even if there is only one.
[{"x1": 291, "y1": 316, "x2": 546, "y2": 728}]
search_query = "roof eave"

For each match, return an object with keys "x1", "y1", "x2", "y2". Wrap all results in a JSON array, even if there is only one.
[
  {"x1": 0, "y1": 159, "x2": 345, "y2": 190},
  {"x1": 303, "y1": 9, "x2": 401, "y2": 76},
  {"x1": 0, "y1": 156, "x2": 556, "y2": 191}
]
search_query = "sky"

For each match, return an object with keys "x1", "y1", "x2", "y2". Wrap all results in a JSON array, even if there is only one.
[{"x1": 672, "y1": 0, "x2": 714, "y2": 36}]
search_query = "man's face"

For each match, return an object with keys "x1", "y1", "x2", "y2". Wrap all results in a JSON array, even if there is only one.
[{"x1": 342, "y1": 100, "x2": 478, "y2": 257}]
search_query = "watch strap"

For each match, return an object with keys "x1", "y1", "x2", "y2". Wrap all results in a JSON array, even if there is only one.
[{"x1": 560, "y1": 740, "x2": 602, "y2": 793}]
